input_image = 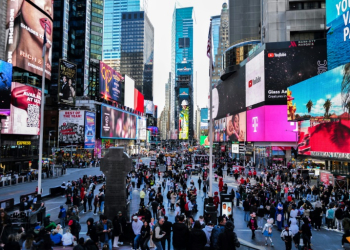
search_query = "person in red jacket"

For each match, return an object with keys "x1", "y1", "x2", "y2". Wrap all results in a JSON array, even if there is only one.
[
  {"x1": 213, "y1": 192, "x2": 220, "y2": 209},
  {"x1": 253, "y1": 170, "x2": 257, "y2": 177},
  {"x1": 248, "y1": 170, "x2": 252, "y2": 178},
  {"x1": 218, "y1": 177, "x2": 224, "y2": 192},
  {"x1": 240, "y1": 177, "x2": 245, "y2": 185}
]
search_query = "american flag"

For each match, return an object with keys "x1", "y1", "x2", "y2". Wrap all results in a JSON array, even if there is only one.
[{"x1": 207, "y1": 22, "x2": 212, "y2": 58}]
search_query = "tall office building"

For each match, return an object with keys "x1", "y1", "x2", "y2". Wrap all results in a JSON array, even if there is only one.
[
  {"x1": 212, "y1": 3, "x2": 229, "y2": 86},
  {"x1": 120, "y1": 11, "x2": 154, "y2": 101},
  {"x1": 171, "y1": 7, "x2": 194, "y2": 139},
  {"x1": 103, "y1": 0, "x2": 147, "y2": 71}
]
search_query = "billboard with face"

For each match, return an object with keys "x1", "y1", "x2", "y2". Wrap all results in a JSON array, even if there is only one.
[
  {"x1": 212, "y1": 65, "x2": 245, "y2": 119},
  {"x1": 246, "y1": 51, "x2": 265, "y2": 107},
  {"x1": 213, "y1": 117, "x2": 227, "y2": 142},
  {"x1": 327, "y1": 0, "x2": 350, "y2": 70},
  {"x1": 144, "y1": 100, "x2": 154, "y2": 115},
  {"x1": 84, "y1": 112, "x2": 95, "y2": 149},
  {"x1": 6, "y1": 0, "x2": 53, "y2": 80},
  {"x1": 179, "y1": 88, "x2": 189, "y2": 140},
  {"x1": 226, "y1": 111, "x2": 247, "y2": 142},
  {"x1": 265, "y1": 40, "x2": 327, "y2": 105},
  {"x1": 58, "y1": 59, "x2": 77, "y2": 106},
  {"x1": 0, "y1": 60, "x2": 13, "y2": 116},
  {"x1": 99, "y1": 62, "x2": 123, "y2": 102},
  {"x1": 247, "y1": 105, "x2": 298, "y2": 142},
  {"x1": 1, "y1": 82, "x2": 42, "y2": 135},
  {"x1": 101, "y1": 104, "x2": 137, "y2": 139},
  {"x1": 288, "y1": 64, "x2": 349, "y2": 121},
  {"x1": 58, "y1": 110, "x2": 85, "y2": 144}
]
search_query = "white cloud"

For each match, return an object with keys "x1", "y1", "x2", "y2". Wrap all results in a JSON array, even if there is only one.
[{"x1": 310, "y1": 93, "x2": 344, "y2": 116}]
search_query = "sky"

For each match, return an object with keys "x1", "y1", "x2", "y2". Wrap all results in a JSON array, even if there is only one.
[{"x1": 147, "y1": 0, "x2": 226, "y2": 114}]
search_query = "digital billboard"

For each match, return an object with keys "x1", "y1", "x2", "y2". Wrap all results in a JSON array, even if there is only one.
[
  {"x1": 0, "y1": 60, "x2": 13, "y2": 116},
  {"x1": 200, "y1": 135, "x2": 209, "y2": 146},
  {"x1": 288, "y1": 64, "x2": 348, "y2": 121},
  {"x1": 144, "y1": 100, "x2": 154, "y2": 114},
  {"x1": 138, "y1": 117, "x2": 147, "y2": 140},
  {"x1": 226, "y1": 111, "x2": 246, "y2": 142},
  {"x1": 58, "y1": 60, "x2": 77, "y2": 106},
  {"x1": 6, "y1": 0, "x2": 53, "y2": 80},
  {"x1": 101, "y1": 104, "x2": 137, "y2": 139},
  {"x1": 99, "y1": 62, "x2": 123, "y2": 102},
  {"x1": 124, "y1": 75, "x2": 135, "y2": 109},
  {"x1": 1, "y1": 82, "x2": 42, "y2": 135},
  {"x1": 265, "y1": 40, "x2": 327, "y2": 105},
  {"x1": 58, "y1": 110, "x2": 85, "y2": 144},
  {"x1": 213, "y1": 65, "x2": 245, "y2": 119},
  {"x1": 134, "y1": 89, "x2": 144, "y2": 113},
  {"x1": 214, "y1": 117, "x2": 227, "y2": 142},
  {"x1": 327, "y1": 0, "x2": 350, "y2": 70},
  {"x1": 177, "y1": 62, "x2": 192, "y2": 76},
  {"x1": 179, "y1": 88, "x2": 189, "y2": 140},
  {"x1": 84, "y1": 112, "x2": 95, "y2": 149},
  {"x1": 247, "y1": 105, "x2": 298, "y2": 142},
  {"x1": 298, "y1": 119, "x2": 350, "y2": 160},
  {"x1": 246, "y1": 51, "x2": 265, "y2": 107},
  {"x1": 200, "y1": 108, "x2": 208, "y2": 128}
]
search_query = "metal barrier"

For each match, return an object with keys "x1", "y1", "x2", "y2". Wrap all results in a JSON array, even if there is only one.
[
  {"x1": 0, "y1": 198, "x2": 14, "y2": 211},
  {"x1": 50, "y1": 186, "x2": 64, "y2": 196}
]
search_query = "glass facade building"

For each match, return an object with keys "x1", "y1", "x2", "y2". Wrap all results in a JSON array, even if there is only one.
[
  {"x1": 170, "y1": 7, "x2": 194, "y2": 133},
  {"x1": 120, "y1": 11, "x2": 154, "y2": 101},
  {"x1": 211, "y1": 15, "x2": 220, "y2": 65},
  {"x1": 103, "y1": 0, "x2": 147, "y2": 71}
]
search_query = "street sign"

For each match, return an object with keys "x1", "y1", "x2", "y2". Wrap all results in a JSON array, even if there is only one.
[{"x1": 17, "y1": 141, "x2": 31, "y2": 145}]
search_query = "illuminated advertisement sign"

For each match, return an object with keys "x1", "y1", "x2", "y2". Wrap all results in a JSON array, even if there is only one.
[
  {"x1": 247, "y1": 105, "x2": 298, "y2": 142},
  {"x1": 226, "y1": 111, "x2": 246, "y2": 142},
  {"x1": 177, "y1": 62, "x2": 192, "y2": 75},
  {"x1": 288, "y1": 64, "x2": 348, "y2": 121},
  {"x1": 327, "y1": 0, "x2": 350, "y2": 70},
  {"x1": 144, "y1": 100, "x2": 154, "y2": 114},
  {"x1": 58, "y1": 110, "x2": 85, "y2": 144},
  {"x1": 179, "y1": 88, "x2": 189, "y2": 140},
  {"x1": 214, "y1": 117, "x2": 226, "y2": 142},
  {"x1": 58, "y1": 59, "x2": 77, "y2": 106},
  {"x1": 99, "y1": 62, "x2": 123, "y2": 102},
  {"x1": 101, "y1": 104, "x2": 137, "y2": 139},
  {"x1": 1, "y1": 82, "x2": 42, "y2": 135},
  {"x1": 298, "y1": 119, "x2": 350, "y2": 160},
  {"x1": 246, "y1": 51, "x2": 265, "y2": 107},
  {"x1": 84, "y1": 112, "x2": 95, "y2": 149},
  {"x1": 232, "y1": 143, "x2": 239, "y2": 154},
  {"x1": 0, "y1": 60, "x2": 13, "y2": 116},
  {"x1": 213, "y1": 65, "x2": 245, "y2": 119},
  {"x1": 134, "y1": 89, "x2": 144, "y2": 113},
  {"x1": 200, "y1": 108, "x2": 208, "y2": 128},
  {"x1": 6, "y1": 0, "x2": 53, "y2": 80},
  {"x1": 138, "y1": 117, "x2": 147, "y2": 140},
  {"x1": 124, "y1": 75, "x2": 135, "y2": 109},
  {"x1": 265, "y1": 40, "x2": 327, "y2": 105}
]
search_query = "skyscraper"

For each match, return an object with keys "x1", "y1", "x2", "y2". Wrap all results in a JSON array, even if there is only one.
[
  {"x1": 171, "y1": 7, "x2": 194, "y2": 139},
  {"x1": 103, "y1": 0, "x2": 147, "y2": 71},
  {"x1": 120, "y1": 11, "x2": 154, "y2": 101}
]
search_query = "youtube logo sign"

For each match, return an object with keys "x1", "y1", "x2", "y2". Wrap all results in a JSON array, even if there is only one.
[
  {"x1": 246, "y1": 51, "x2": 265, "y2": 107},
  {"x1": 248, "y1": 80, "x2": 253, "y2": 88},
  {"x1": 248, "y1": 76, "x2": 261, "y2": 88},
  {"x1": 268, "y1": 53, "x2": 274, "y2": 58}
]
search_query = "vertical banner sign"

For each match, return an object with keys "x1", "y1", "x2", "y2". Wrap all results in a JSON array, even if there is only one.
[
  {"x1": 58, "y1": 59, "x2": 77, "y2": 105},
  {"x1": 99, "y1": 62, "x2": 123, "y2": 102},
  {"x1": 179, "y1": 88, "x2": 189, "y2": 140},
  {"x1": 0, "y1": 60, "x2": 13, "y2": 116},
  {"x1": 84, "y1": 112, "x2": 96, "y2": 149},
  {"x1": 58, "y1": 110, "x2": 85, "y2": 144}
]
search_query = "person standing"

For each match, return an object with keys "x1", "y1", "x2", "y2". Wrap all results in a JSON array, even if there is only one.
[
  {"x1": 153, "y1": 217, "x2": 166, "y2": 250},
  {"x1": 112, "y1": 215, "x2": 121, "y2": 248},
  {"x1": 216, "y1": 221, "x2": 240, "y2": 250},
  {"x1": 96, "y1": 215, "x2": 113, "y2": 250},
  {"x1": 58, "y1": 205, "x2": 67, "y2": 229},
  {"x1": 202, "y1": 221, "x2": 214, "y2": 250},
  {"x1": 262, "y1": 218, "x2": 274, "y2": 246},
  {"x1": 280, "y1": 225, "x2": 293, "y2": 250},
  {"x1": 140, "y1": 189, "x2": 146, "y2": 206},
  {"x1": 335, "y1": 205, "x2": 344, "y2": 232},
  {"x1": 198, "y1": 177, "x2": 202, "y2": 190},
  {"x1": 172, "y1": 215, "x2": 189, "y2": 250},
  {"x1": 247, "y1": 213, "x2": 258, "y2": 239},
  {"x1": 243, "y1": 198, "x2": 250, "y2": 222},
  {"x1": 87, "y1": 191, "x2": 93, "y2": 211},
  {"x1": 140, "y1": 221, "x2": 151, "y2": 250},
  {"x1": 187, "y1": 221, "x2": 207, "y2": 250},
  {"x1": 210, "y1": 216, "x2": 226, "y2": 249},
  {"x1": 161, "y1": 216, "x2": 172, "y2": 250},
  {"x1": 132, "y1": 216, "x2": 143, "y2": 250}
]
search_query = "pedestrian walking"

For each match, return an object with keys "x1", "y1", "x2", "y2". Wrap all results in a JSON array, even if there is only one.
[
  {"x1": 262, "y1": 218, "x2": 274, "y2": 246},
  {"x1": 58, "y1": 205, "x2": 67, "y2": 228},
  {"x1": 280, "y1": 225, "x2": 293, "y2": 250},
  {"x1": 247, "y1": 213, "x2": 258, "y2": 239},
  {"x1": 153, "y1": 217, "x2": 166, "y2": 250}
]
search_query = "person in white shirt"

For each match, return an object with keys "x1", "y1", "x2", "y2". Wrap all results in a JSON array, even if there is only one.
[
  {"x1": 61, "y1": 229, "x2": 74, "y2": 246},
  {"x1": 175, "y1": 203, "x2": 181, "y2": 217},
  {"x1": 132, "y1": 216, "x2": 143, "y2": 250}
]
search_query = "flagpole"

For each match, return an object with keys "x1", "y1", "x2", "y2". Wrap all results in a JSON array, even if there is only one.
[
  {"x1": 38, "y1": 22, "x2": 47, "y2": 196},
  {"x1": 208, "y1": 19, "x2": 214, "y2": 197}
]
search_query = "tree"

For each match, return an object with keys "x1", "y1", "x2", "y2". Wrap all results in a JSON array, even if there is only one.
[
  {"x1": 323, "y1": 99, "x2": 332, "y2": 118},
  {"x1": 306, "y1": 100, "x2": 313, "y2": 114}
]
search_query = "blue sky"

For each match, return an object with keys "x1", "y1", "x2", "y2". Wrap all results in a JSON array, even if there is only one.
[{"x1": 289, "y1": 65, "x2": 345, "y2": 117}]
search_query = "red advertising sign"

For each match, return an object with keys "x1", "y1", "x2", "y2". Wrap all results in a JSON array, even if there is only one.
[
  {"x1": 320, "y1": 171, "x2": 333, "y2": 185},
  {"x1": 221, "y1": 146, "x2": 226, "y2": 152},
  {"x1": 134, "y1": 89, "x2": 144, "y2": 113}
]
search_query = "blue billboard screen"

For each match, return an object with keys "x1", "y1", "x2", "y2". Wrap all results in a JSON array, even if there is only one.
[
  {"x1": 84, "y1": 112, "x2": 96, "y2": 149},
  {"x1": 0, "y1": 60, "x2": 12, "y2": 116}
]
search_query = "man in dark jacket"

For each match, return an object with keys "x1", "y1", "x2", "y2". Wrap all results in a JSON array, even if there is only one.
[
  {"x1": 243, "y1": 198, "x2": 251, "y2": 222},
  {"x1": 216, "y1": 221, "x2": 240, "y2": 250},
  {"x1": 335, "y1": 205, "x2": 344, "y2": 231},
  {"x1": 172, "y1": 215, "x2": 189, "y2": 250},
  {"x1": 151, "y1": 200, "x2": 159, "y2": 218},
  {"x1": 210, "y1": 216, "x2": 226, "y2": 249},
  {"x1": 86, "y1": 218, "x2": 98, "y2": 243},
  {"x1": 187, "y1": 221, "x2": 207, "y2": 250},
  {"x1": 96, "y1": 215, "x2": 113, "y2": 250},
  {"x1": 162, "y1": 216, "x2": 172, "y2": 250}
]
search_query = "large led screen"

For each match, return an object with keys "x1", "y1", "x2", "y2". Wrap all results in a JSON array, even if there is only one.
[
  {"x1": 101, "y1": 104, "x2": 137, "y2": 139},
  {"x1": 58, "y1": 60, "x2": 77, "y2": 106},
  {"x1": 265, "y1": 40, "x2": 327, "y2": 105},
  {"x1": 1, "y1": 82, "x2": 42, "y2": 135},
  {"x1": 327, "y1": 0, "x2": 350, "y2": 70},
  {"x1": 288, "y1": 64, "x2": 349, "y2": 121},
  {"x1": 58, "y1": 110, "x2": 85, "y2": 144},
  {"x1": 99, "y1": 62, "x2": 123, "y2": 102},
  {"x1": 214, "y1": 117, "x2": 227, "y2": 142},
  {"x1": 0, "y1": 60, "x2": 13, "y2": 116},
  {"x1": 124, "y1": 75, "x2": 135, "y2": 109},
  {"x1": 134, "y1": 89, "x2": 144, "y2": 113},
  {"x1": 144, "y1": 100, "x2": 154, "y2": 115},
  {"x1": 246, "y1": 51, "x2": 265, "y2": 107},
  {"x1": 298, "y1": 120, "x2": 350, "y2": 159},
  {"x1": 138, "y1": 117, "x2": 147, "y2": 140},
  {"x1": 247, "y1": 105, "x2": 298, "y2": 142},
  {"x1": 179, "y1": 88, "x2": 189, "y2": 140},
  {"x1": 212, "y1": 65, "x2": 245, "y2": 119},
  {"x1": 226, "y1": 111, "x2": 247, "y2": 142},
  {"x1": 200, "y1": 108, "x2": 208, "y2": 128},
  {"x1": 84, "y1": 112, "x2": 96, "y2": 149},
  {"x1": 6, "y1": 0, "x2": 53, "y2": 80}
]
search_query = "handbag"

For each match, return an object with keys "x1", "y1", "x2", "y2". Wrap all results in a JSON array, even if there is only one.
[{"x1": 268, "y1": 227, "x2": 272, "y2": 234}]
